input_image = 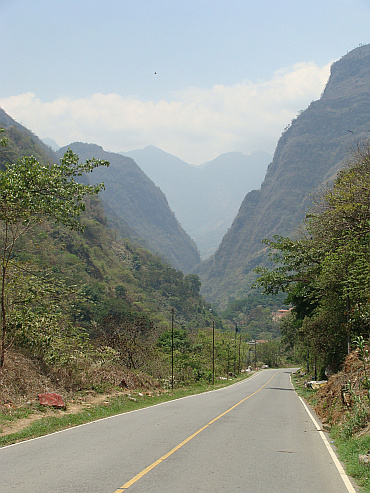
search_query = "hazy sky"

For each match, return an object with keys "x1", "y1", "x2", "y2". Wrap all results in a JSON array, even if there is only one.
[{"x1": 1, "y1": 0, "x2": 369, "y2": 164}]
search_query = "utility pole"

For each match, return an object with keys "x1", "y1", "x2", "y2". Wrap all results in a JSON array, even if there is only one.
[
  {"x1": 247, "y1": 340, "x2": 257, "y2": 369},
  {"x1": 212, "y1": 320, "x2": 215, "y2": 385},
  {"x1": 234, "y1": 323, "x2": 238, "y2": 374},
  {"x1": 171, "y1": 307, "x2": 174, "y2": 390},
  {"x1": 346, "y1": 294, "x2": 351, "y2": 354},
  {"x1": 254, "y1": 340, "x2": 257, "y2": 369},
  {"x1": 238, "y1": 334, "x2": 242, "y2": 373}
]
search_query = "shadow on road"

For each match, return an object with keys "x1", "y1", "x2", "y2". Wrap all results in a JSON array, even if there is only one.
[{"x1": 267, "y1": 387, "x2": 295, "y2": 391}]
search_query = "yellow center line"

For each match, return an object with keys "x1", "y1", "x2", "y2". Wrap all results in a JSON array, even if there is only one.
[{"x1": 113, "y1": 372, "x2": 277, "y2": 492}]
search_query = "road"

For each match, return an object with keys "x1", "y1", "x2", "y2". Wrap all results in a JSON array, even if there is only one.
[{"x1": 0, "y1": 369, "x2": 358, "y2": 492}]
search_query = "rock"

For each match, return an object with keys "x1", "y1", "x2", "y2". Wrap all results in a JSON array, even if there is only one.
[
  {"x1": 38, "y1": 392, "x2": 66, "y2": 409},
  {"x1": 304, "y1": 380, "x2": 327, "y2": 389},
  {"x1": 311, "y1": 381, "x2": 327, "y2": 390},
  {"x1": 359, "y1": 452, "x2": 370, "y2": 465},
  {"x1": 119, "y1": 377, "x2": 128, "y2": 388}
]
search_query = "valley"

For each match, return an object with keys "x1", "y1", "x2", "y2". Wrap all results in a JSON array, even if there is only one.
[{"x1": 0, "y1": 45, "x2": 370, "y2": 491}]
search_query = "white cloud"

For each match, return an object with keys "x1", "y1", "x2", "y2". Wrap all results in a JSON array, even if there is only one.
[{"x1": 0, "y1": 62, "x2": 330, "y2": 164}]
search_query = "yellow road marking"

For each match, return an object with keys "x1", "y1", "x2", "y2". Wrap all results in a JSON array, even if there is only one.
[{"x1": 113, "y1": 372, "x2": 277, "y2": 492}]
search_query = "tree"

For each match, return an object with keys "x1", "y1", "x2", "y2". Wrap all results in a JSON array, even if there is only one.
[
  {"x1": 100, "y1": 313, "x2": 156, "y2": 371},
  {"x1": 0, "y1": 147, "x2": 109, "y2": 366}
]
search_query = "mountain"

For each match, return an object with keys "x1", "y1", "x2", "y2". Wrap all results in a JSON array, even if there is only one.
[
  {"x1": 0, "y1": 110, "x2": 213, "y2": 326},
  {"x1": 0, "y1": 108, "x2": 57, "y2": 167},
  {"x1": 42, "y1": 137, "x2": 60, "y2": 151},
  {"x1": 57, "y1": 143, "x2": 200, "y2": 273},
  {"x1": 124, "y1": 146, "x2": 270, "y2": 259},
  {"x1": 196, "y1": 43, "x2": 370, "y2": 307},
  {"x1": 0, "y1": 109, "x2": 200, "y2": 273},
  {"x1": 0, "y1": 118, "x2": 221, "y2": 390}
]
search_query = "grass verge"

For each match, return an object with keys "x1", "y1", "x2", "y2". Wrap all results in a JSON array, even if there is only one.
[
  {"x1": 331, "y1": 427, "x2": 370, "y2": 492},
  {"x1": 0, "y1": 374, "x2": 250, "y2": 448}
]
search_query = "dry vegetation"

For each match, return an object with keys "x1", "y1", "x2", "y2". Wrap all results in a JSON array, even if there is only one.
[
  {"x1": 0, "y1": 349, "x2": 161, "y2": 437},
  {"x1": 306, "y1": 347, "x2": 370, "y2": 437}
]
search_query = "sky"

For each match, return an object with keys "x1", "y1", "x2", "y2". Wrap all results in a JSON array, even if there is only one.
[{"x1": 0, "y1": 0, "x2": 369, "y2": 164}]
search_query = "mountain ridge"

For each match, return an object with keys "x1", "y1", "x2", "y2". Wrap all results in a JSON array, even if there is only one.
[
  {"x1": 124, "y1": 146, "x2": 270, "y2": 258},
  {"x1": 57, "y1": 143, "x2": 201, "y2": 273},
  {"x1": 196, "y1": 43, "x2": 370, "y2": 307}
]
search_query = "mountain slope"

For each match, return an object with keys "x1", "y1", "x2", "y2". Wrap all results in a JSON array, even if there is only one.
[
  {"x1": 124, "y1": 146, "x2": 270, "y2": 258},
  {"x1": 57, "y1": 143, "x2": 200, "y2": 273},
  {"x1": 0, "y1": 112, "x2": 214, "y2": 333},
  {"x1": 197, "y1": 43, "x2": 370, "y2": 307},
  {"x1": 0, "y1": 108, "x2": 57, "y2": 168}
]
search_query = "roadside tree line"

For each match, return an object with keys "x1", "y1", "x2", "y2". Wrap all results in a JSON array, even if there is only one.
[{"x1": 254, "y1": 142, "x2": 370, "y2": 377}]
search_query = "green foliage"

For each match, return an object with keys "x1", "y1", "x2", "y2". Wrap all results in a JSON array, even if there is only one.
[
  {"x1": 332, "y1": 430, "x2": 370, "y2": 491},
  {"x1": 222, "y1": 290, "x2": 285, "y2": 341},
  {"x1": 0, "y1": 121, "x2": 241, "y2": 388},
  {"x1": 254, "y1": 142, "x2": 370, "y2": 373},
  {"x1": 0, "y1": 125, "x2": 55, "y2": 171},
  {"x1": 0, "y1": 128, "x2": 7, "y2": 150},
  {"x1": 157, "y1": 328, "x2": 191, "y2": 353},
  {"x1": 0, "y1": 142, "x2": 108, "y2": 367},
  {"x1": 353, "y1": 336, "x2": 370, "y2": 403},
  {"x1": 0, "y1": 149, "x2": 108, "y2": 229},
  {"x1": 256, "y1": 339, "x2": 283, "y2": 367},
  {"x1": 155, "y1": 326, "x2": 252, "y2": 385}
]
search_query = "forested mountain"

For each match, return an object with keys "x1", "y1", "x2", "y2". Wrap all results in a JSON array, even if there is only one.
[
  {"x1": 0, "y1": 115, "x2": 220, "y2": 380},
  {"x1": 196, "y1": 43, "x2": 370, "y2": 307},
  {"x1": 124, "y1": 146, "x2": 270, "y2": 259},
  {"x1": 57, "y1": 143, "x2": 200, "y2": 273}
]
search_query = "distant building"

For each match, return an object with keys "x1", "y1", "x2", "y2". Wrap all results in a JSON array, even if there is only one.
[{"x1": 272, "y1": 308, "x2": 292, "y2": 322}]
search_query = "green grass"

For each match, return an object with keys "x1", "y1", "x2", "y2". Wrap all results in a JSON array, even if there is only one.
[
  {"x1": 291, "y1": 374, "x2": 320, "y2": 406},
  {"x1": 0, "y1": 374, "x2": 249, "y2": 447},
  {"x1": 331, "y1": 428, "x2": 370, "y2": 492},
  {"x1": 0, "y1": 407, "x2": 36, "y2": 428}
]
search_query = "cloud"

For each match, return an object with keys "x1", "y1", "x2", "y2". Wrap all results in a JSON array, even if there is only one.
[{"x1": 0, "y1": 61, "x2": 330, "y2": 164}]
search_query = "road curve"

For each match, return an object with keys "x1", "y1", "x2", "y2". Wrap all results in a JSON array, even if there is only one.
[{"x1": 0, "y1": 369, "x2": 358, "y2": 492}]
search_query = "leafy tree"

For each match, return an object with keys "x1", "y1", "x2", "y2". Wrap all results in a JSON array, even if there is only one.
[
  {"x1": 0, "y1": 147, "x2": 109, "y2": 366},
  {"x1": 7, "y1": 264, "x2": 89, "y2": 366},
  {"x1": 184, "y1": 274, "x2": 201, "y2": 295},
  {"x1": 157, "y1": 328, "x2": 192, "y2": 353},
  {"x1": 99, "y1": 313, "x2": 157, "y2": 371},
  {"x1": 257, "y1": 339, "x2": 282, "y2": 368}
]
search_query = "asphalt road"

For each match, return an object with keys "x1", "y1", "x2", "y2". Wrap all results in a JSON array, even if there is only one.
[{"x1": 1, "y1": 369, "x2": 358, "y2": 492}]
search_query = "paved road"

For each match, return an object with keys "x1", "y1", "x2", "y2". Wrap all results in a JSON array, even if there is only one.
[{"x1": 1, "y1": 369, "x2": 358, "y2": 492}]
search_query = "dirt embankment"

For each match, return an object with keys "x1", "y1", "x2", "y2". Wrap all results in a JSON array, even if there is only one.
[
  {"x1": 313, "y1": 349, "x2": 370, "y2": 430},
  {"x1": 0, "y1": 349, "x2": 160, "y2": 436}
]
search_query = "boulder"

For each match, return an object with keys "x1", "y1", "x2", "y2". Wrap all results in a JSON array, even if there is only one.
[
  {"x1": 305, "y1": 380, "x2": 327, "y2": 390},
  {"x1": 38, "y1": 392, "x2": 66, "y2": 409}
]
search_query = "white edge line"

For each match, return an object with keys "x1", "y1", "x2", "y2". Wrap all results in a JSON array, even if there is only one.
[
  {"x1": 297, "y1": 393, "x2": 357, "y2": 493},
  {"x1": 1, "y1": 371, "x2": 263, "y2": 450}
]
